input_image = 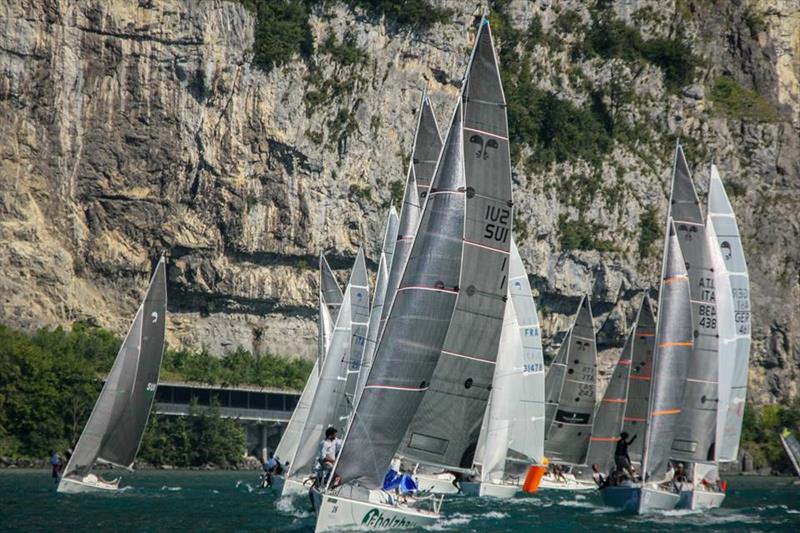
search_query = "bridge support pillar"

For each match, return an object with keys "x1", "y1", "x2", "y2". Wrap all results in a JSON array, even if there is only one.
[{"x1": 261, "y1": 424, "x2": 268, "y2": 463}]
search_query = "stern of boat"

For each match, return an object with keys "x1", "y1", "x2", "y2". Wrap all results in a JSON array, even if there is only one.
[
  {"x1": 57, "y1": 474, "x2": 120, "y2": 494},
  {"x1": 313, "y1": 488, "x2": 440, "y2": 532}
]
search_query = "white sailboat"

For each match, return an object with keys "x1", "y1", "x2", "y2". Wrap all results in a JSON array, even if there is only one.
[
  {"x1": 273, "y1": 254, "x2": 343, "y2": 496},
  {"x1": 58, "y1": 257, "x2": 167, "y2": 493},
  {"x1": 462, "y1": 239, "x2": 546, "y2": 498},
  {"x1": 780, "y1": 429, "x2": 800, "y2": 481},
  {"x1": 599, "y1": 220, "x2": 694, "y2": 513},
  {"x1": 312, "y1": 18, "x2": 513, "y2": 531}
]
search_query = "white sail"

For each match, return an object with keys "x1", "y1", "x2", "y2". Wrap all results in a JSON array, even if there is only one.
[{"x1": 708, "y1": 165, "x2": 751, "y2": 461}]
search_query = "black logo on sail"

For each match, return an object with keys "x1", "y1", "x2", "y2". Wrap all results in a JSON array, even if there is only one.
[{"x1": 554, "y1": 409, "x2": 590, "y2": 424}]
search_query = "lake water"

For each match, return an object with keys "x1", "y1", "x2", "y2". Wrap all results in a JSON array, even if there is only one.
[{"x1": 1, "y1": 470, "x2": 798, "y2": 531}]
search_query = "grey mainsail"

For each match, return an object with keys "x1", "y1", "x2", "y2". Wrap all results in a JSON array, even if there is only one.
[
  {"x1": 332, "y1": 20, "x2": 511, "y2": 487},
  {"x1": 544, "y1": 296, "x2": 597, "y2": 466},
  {"x1": 287, "y1": 250, "x2": 368, "y2": 479},
  {"x1": 708, "y1": 165, "x2": 751, "y2": 462},
  {"x1": 413, "y1": 94, "x2": 444, "y2": 204},
  {"x1": 668, "y1": 145, "x2": 719, "y2": 464},
  {"x1": 275, "y1": 360, "x2": 319, "y2": 465},
  {"x1": 641, "y1": 221, "x2": 693, "y2": 481},
  {"x1": 61, "y1": 257, "x2": 166, "y2": 480},
  {"x1": 585, "y1": 327, "x2": 633, "y2": 475},
  {"x1": 318, "y1": 253, "x2": 344, "y2": 368},
  {"x1": 622, "y1": 297, "x2": 656, "y2": 463},
  {"x1": 354, "y1": 208, "x2": 399, "y2": 404},
  {"x1": 379, "y1": 94, "x2": 441, "y2": 332},
  {"x1": 396, "y1": 19, "x2": 513, "y2": 471},
  {"x1": 544, "y1": 335, "x2": 568, "y2": 440}
]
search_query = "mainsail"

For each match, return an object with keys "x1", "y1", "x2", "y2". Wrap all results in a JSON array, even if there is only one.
[
  {"x1": 622, "y1": 298, "x2": 656, "y2": 464},
  {"x1": 544, "y1": 334, "x2": 568, "y2": 440},
  {"x1": 544, "y1": 296, "x2": 597, "y2": 466},
  {"x1": 318, "y1": 253, "x2": 344, "y2": 368},
  {"x1": 668, "y1": 145, "x2": 719, "y2": 464},
  {"x1": 332, "y1": 20, "x2": 512, "y2": 487},
  {"x1": 585, "y1": 321, "x2": 634, "y2": 475},
  {"x1": 287, "y1": 250, "x2": 368, "y2": 479},
  {"x1": 276, "y1": 254, "x2": 343, "y2": 463},
  {"x1": 354, "y1": 208, "x2": 399, "y2": 404},
  {"x1": 380, "y1": 94, "x2": 442, "y2": 331},
  {"x1": 396, "y1": 19, "x2": 513, "y2": 471},
  {"x1": 641, "y1": 221, "x2": 693, "y2": 481},
  {"x1": 61, "y1": 257, "x2": 167, "y2": 480},
  {"x1": 708, "y1": 165, "x2": 751, "y2": 462}
]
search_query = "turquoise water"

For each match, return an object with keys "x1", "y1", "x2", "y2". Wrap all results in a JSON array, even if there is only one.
[{"x1": 1, "y1": 470, "x2": 798, "y2": 531}]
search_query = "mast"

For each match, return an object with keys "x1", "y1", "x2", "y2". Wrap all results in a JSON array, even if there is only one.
[{"x1": 708, "y1": 164, "x2": 751, "y2": 462}]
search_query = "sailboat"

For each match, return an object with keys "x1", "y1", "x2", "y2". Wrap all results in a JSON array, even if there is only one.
[
  {"x1": 707, "y1": 164, "x2": 751, "y2": 463},
  {"x1": 311, "y1": 19, "x2": 512, "y2": 531},
  {"x1": 462, "y1": 239, "x2": 546, "y2": 498},
  {"x1": 280, "y1": 250, "x2": 369, "y2": 493},
  {"x1": 599, "y1": 220, "x2": 693, "y2": 512},
  {"x1": 540, "y1": 296, "x2": 597, "y2": 491},
  {"x1": 668, "y1": 146, "x2": 726, "y2": 510},
  {"x1": 780, "y1": 429, "x2": 800, "y2": 480},
  {"x1": 273, "y1": 254, "x2": 343, "y2": 496},
  {"x1": 58, "y1": 256, "x2": 167, "y2": 493}
]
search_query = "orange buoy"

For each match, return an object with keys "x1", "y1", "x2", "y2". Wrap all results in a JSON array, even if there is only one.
[{"x1": 523, "y1": 464, "x2": 547, "y2": 493}]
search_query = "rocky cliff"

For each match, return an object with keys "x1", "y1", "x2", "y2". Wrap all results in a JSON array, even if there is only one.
[{"x1": 1, "y1": 0, "x2": 798, "y2": 404}]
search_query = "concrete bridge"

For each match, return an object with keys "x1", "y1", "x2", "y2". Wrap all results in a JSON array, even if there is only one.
[{"x1": 154, "y1": 380, "x2": 301, "y2": 460}]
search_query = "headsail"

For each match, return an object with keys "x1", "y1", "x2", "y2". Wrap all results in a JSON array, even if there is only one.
[
  {"x1": 333, "y1": 19, "x2": 512, "y2": 487},
  {"x1": 622, "y1": 297, "x2": 656, "y2": 464},
  {"x1": 61, "y1": 257, "x2": 166, "y2": 479},
  {"x1": 708, "y1": 165, "x2": 751, "y2": 462},
  {"x1": 287, "y1": 250, "x2": 368, "y2": 479},
  {"x1": 641, "y1": 221, "x2": 693, "y2": 481},
  {"x1": 780, "y1": 429, "x2": 800, "y2": 478},
  {"x1": 396, "y1": 19, "x2": 513, "y2": 471},
  {"x1": 544, "y1": 296, "x2": 597, "y2": 466},
  {"x1": 318, "y1": 254, "x2": 344, "y2": 367},
  {"x1": 544, "y1": 335, "x2": 568, "y2": 440},
  {"x1": 668, "y1": 145, "x2": 719, "y2": 464},
  {"x1": 354, "y1": 208, "x2": 399, "y2": 404}
]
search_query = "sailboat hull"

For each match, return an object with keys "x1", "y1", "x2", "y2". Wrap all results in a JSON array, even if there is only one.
[
  {"x1": 599, "y1": 485, "x2": 679, "y2": 513},
  {"x1": 312, "y1": 487, "x2": 439, "y2": 532},
  {"x1": 461, "y1": 481, "x2": 519, "y2": 498},
  {"x1": 677, "y1": 488, "x2": 726, "y2": 510},
  {"x1": 414, "y1": 472, "x2": 460, "y2": 494},
  {"x1": 537, "y1": 473, "x2": 596, "y2": 492},
  {"x1": 57, "y1": 474, "x2": 120, "y2": 494}
]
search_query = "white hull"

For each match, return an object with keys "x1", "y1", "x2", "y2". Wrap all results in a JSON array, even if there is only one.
[
  {"x1": 57, "y1": 474, "x2": 120, "y2": 494},
  {"x1": 312, "y1": 487, "x2": 439, "y2": 532},
  {"x1": 677, "y1": 488, "x2": 726, "y2": 510},
  {"x1": 599, "y1": 484, "x2": 680, "y2": 513},
  {"x1": 461, "y1": 481, "x2": 519, "y2": 498},
  {"x1": 414, "y1": 472, "x2": 460, "y2": 494},
  {"x1": 537, "y1": 473, "x2": 596, "y2": 492}
]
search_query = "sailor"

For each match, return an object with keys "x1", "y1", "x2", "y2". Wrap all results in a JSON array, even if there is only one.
[
  {"x1": 49, "y1": 450, "x2": 62, "y2": 482},
  {"x1": 591, "y1": 464, "x2": 607, "y2": 488},
  {"x1": 318, "y1": 427, "x2": 342, "y2": 484},
  {"x1": 263, "y1": 452, "x2": 279, "y2": 487},
  {"x1": 674, "y1": 463, "x2": 688, "y2": 485},
  {"x1": 614, "y1": 432, "x2": 637, "y2": 480}
]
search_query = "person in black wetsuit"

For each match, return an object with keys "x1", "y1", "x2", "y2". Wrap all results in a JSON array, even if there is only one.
[{"x1": 614, "y1": 432, "x2": 637, "y2": 480}]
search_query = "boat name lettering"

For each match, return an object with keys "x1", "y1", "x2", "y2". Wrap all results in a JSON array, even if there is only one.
[{"x1": 361, "y1": 508, "x2": 417, "y2": 529}]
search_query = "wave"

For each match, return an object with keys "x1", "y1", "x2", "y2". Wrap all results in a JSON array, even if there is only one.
[
  {"x1": 160, "y1": 486, "x2": 182, "y2": 492},
  {"x1": 275, "y1": 496, "x2": 312, "y2": 519}
]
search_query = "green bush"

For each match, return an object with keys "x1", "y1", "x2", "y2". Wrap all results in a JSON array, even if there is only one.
[
  {"x1": 557, "y1": 215, "x2": 617, "y2": 252},
  {"x1": 239, "y1": 0, "x2": 313, "y2": 72},
  {"x1": 741, "y1": 400, "x2": 800, "y2": 472},
  {"x1": 637, "y1": 205, "x2": 660, "y2": 258},
  {"x1": 353, "y1": 0, "x2": 452, "y2": 29},
  {"x1": 138, "y1": 401, "x2": 246, "y2": 467},
  {"x1": 710, "y1": 75, "x2": 779, "y2": 122},
  {"x1": 319, "y1": 31, "x2": 369, "y2": 67}
]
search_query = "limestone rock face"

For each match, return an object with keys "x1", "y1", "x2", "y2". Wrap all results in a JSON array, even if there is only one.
[{"x1": 0, "y1": 0, "x2": 798, "y2": 403}]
